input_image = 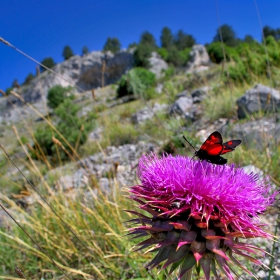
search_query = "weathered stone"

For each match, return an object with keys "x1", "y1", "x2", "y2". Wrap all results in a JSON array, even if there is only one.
[
  {"x1": 3, "y1": 50, "x2": 134, "y2": 109},
  {"x1": 186, "y1": 45, "x2": 211, "y2": 73},
  {"x1": 148, "y1": 52, "x2": 168, "y2": 78},
  {"x1": 231, "y1": 117, "x2": 280, "y2": 149},
  {"x1": 237, "y1": 84, "x2": 280, "y2": 118},
  {"x1": 55, "y1": 169, "x2": 88, "y2": 190},
  {"x1": 191, "y1": 86, "x2": 210, "y2": 103},
  {"x1": 131, "y1": 103, "x2": 167, "y2": 124},
  {"x1": 169, "y1": 96, "x2": 193, "y2": 115},
  {"x1": 175, "y1": 90, "x2": 189, "y2": 99}
]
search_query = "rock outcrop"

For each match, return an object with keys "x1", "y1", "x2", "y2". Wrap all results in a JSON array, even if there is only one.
[
  {"x1": 148, "y1": 52, "x2": 168, "y2": 78},
  {"x1": 231, "y1": 117, "x2": 280, "y2": 149},
  {"x1": 5, "y1": 50, "x2": 134, "y2": 108},
  {"x1": 236, "y1": 84, "x2": 280, "y2": 118},
  {"x1": 186, "y1": 44, "x2": 211, "y2": 73}
]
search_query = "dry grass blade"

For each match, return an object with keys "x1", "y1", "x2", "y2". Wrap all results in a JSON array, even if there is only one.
[
  {"x1": 0, "y1": 144, "x2": 94, "y2": 257},
  {"x1": 0, "y1": 204, "x2": 72, "y2": 280}
]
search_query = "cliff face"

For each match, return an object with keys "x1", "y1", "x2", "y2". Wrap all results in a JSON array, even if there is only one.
[{"x1": 4, "y1": 50, "x2": 134, "y2": 109}]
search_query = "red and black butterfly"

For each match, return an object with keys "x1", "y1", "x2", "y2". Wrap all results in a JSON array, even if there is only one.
[{"x1": 183, "y1": 131, "x2": 242, "y2": 165}]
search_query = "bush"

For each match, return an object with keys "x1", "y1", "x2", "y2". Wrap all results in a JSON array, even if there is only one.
[
  {"x1": 5, "y1": 87, "x2": 12, "y2": 95},
  {"x1": 207, "y1": 42, "x2": 229, "y2": 63},
  {"x1": 166, "y1": 46, "x2": 190, "y2": 67},
  {"x1": 223, "y1": 38, "x2": 280, "y2": 83},
  {"x1": 157, "y1": 48, "x2": 168, "y2": 61},
  {"x1": 47, "y1": 85, "x2": 74, "y2": 109},
  {"x1": 117, "y1": 67, "x2": 156, "y2": 98},
  {"x1": 33, "y1": 99, "x2": 95, "y2": 162}
]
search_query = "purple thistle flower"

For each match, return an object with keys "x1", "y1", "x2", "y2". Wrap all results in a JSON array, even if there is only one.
[{"x1": 127, "y1": 153, "x2": 277, "y2": 279}]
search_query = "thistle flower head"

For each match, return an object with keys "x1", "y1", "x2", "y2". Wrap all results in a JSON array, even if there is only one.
[{"x1": 127, "y1": 154, "x2": 276, "y2": 279}]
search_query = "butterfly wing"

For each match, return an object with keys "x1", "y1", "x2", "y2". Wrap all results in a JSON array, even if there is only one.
[
  {"x1": 221, "y1": 140, "x2": 242, "y2": 154},
  {"x1": 199, "y1": 131, "x2": 223, "y2": 156}
]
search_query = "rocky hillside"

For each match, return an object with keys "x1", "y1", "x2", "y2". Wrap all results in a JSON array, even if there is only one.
[{"x1": 0, "y1": 43, "x2": 279, "y2": 279}]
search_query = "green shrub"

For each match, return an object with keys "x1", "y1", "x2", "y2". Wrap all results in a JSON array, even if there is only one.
[
  {"x1": 143, "y1": 87, "x2": 157, "y2": 100},
  {"x1": 221, "y1": 37, "x2": 280, "y2": 83},
  {"x1": 164, "y1": 67, "x2": 175, "y2": 78},
  {"x1": 166, "y1": 46, "x2": 190, "y2": 67},
  {"x1": 5, "y1": 87, "x2": 12, "y2": 95},
  {"x1": 117, "y1": 67, "x2": 156, "y2": 98},
  {"x1": 33, "y1": 99, "x2": 95, "y2": 162},
  {"x1": 207, "y1": 42, "x2": 230, "y2": 63},
  {"x1": 157, "y1": 47, "x2": 168, "y2": 60},
  {"x1": 47, "y1": 85, "x2": 74, "y2": 109}
]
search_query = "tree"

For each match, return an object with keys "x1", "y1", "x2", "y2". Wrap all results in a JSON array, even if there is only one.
[
  {"x1": 139, "y1": 31, "x2": 157, "y2": 49},
  {"x1": 23, "y1": 73, "x2": 35, "y2": 85},
  {"x1": 128, "y1": 42, "x2": 137, "y2": 50},
  {"x1": 40, "y1": 57, "x2": 56, "y2": 72},
  {"x1": 12, "y1": 79, "x2": 19, "y2": 88},
  {"x1": 82, "y1": 46, "x2": 89, "y2": 55},
  {"x1": 62, "y1": 46, "x2": 74, "y2": 60},
  {"x1": 166, "y1": 46, "x2": 190, "y2": 67},
  {"x1": 213, "y1": 24, "x2": 238, "y2": 47},
  {"x1": 103, "y1": 37, "x2": 121, "y2": 53},
  {"x1": 174, "y1": 30, "x2": 195, "y2": 50},
  {"x1": 160, "y1": 27, "x2": 173, "y2": 49},
  {"x1": 243, "y1": 35, "x2": 255, "y2": 44},
  {"x1": 33, "y1": 99, "x2": 95, "y2": 161},
  {"x1": 263, "y1": 25, "x2": 280, "y2": 41},
  {"x1": 133, "y1": 44, "x2": 153, "y2": 68}
]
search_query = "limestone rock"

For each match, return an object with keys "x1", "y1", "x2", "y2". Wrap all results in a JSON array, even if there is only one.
[
  {"x1": 231, "y1": 117, "x2": 280, "y2": 149},
  {"x1": 131, "y1": 103, "x2": 168, "y2": 124},
  {"x1": 186, "y1": 45, "x2": 211, "y2": 73},
  {"x1": 148, "y1": 52, "x2": 168, "y2": 78},
  {"x1": 4, "y1": 50, "x2": 134, "y2": 109},
  {"x1": 191, "y1": 86, "x2": 210, "y2": 103},
  {"x1": 237, "y1": 84, "x2": 280, "y2": 118},
  {"x1": 169, "y1": 96, "x2": 193, "y2": 116}
]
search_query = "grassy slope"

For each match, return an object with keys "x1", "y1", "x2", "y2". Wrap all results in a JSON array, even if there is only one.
[{"x1": 0, "y1": 63, "x2": 279, "y2": 279}]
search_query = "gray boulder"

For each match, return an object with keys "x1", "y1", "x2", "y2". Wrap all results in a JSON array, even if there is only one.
[
  {"x1": 131, "y1": 103, "x2": 168, "y2": 124},
  {"x1": 186, "y1": 45, "x2": 211, "y2": 73},
  {"x1": 148, "y1": 52, "x2": 168, "y2": 78},
  {"x1": 231, "y1": 117, "x2": 280, "y2": 149},
  {"x1": 191, "y1": 86, "x2": 210, "y2": 103},
  {"x1": 237, "y1": 84, "x2": 280, "y2": 118},
  {"x1": 169, "y1": 96, "x2": 193, "y2": 116}
]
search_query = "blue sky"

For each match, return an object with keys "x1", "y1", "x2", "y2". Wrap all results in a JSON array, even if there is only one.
[{"x1": 1, "y1": 0, "x2": 280, "y2": 91}]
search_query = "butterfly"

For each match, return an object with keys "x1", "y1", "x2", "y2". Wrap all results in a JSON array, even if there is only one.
[{"x1": 183, "y1": 131, "x2": 242, "y2": 165}]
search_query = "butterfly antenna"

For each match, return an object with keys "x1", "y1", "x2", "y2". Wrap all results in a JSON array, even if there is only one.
[{"x1": 182, "y1": 135, "x2": 197, "y2": 152}]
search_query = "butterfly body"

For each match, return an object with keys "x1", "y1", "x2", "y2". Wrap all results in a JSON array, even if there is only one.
[
  {"x1": 195, "y1": 149, "x2": 228, "y2": 165},
  {"x1": 184, "y1": 131, "x2": 241, "y2": 165}
]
